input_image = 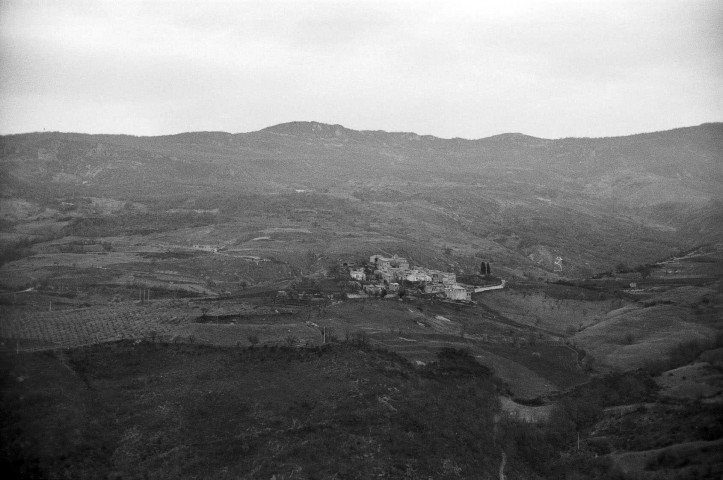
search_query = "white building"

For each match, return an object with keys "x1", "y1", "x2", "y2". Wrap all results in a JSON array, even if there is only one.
[
  {"x1": 445, "y1": 284, "x2": 471, "y2": 301},
  {"x1": 405, "y1": 270, "x2": 432, "y2": 283},
  {"x1": 370, "y1": 254, "x2": 409, "y2": 271},
  {"x1": 364, "y1": 284, "x2": 384, "y2": 296},
  {"x1": 431, "y1": 271, "x2": 456, "y2": 285}
]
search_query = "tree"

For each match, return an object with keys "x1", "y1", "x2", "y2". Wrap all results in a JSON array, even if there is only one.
[
  {"x1": 636, "y1": 264, "x2": 653, "y2": 279},
  {"x1": 305, "y1": 250, "x2": 317, "y2": 273},
  {"x1": 328, "y1": 263, "x2": 342, "y2": 278},
  {"x1": 481, "y1": 262, "x2": 491, "y2": 275}
]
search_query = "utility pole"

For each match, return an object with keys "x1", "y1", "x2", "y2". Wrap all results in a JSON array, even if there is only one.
[{"x1": 320, "y1": 326, "x2": 332, "y2": 344}]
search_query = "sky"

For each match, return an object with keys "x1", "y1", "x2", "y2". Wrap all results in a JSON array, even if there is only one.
[{"x1": 1, "y1": 0, "x2": 721, "y2": 139}]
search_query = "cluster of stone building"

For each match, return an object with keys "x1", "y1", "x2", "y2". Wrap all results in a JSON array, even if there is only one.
[{"x1": 347, "y1": 254, "x2": 472, "y2": 301}]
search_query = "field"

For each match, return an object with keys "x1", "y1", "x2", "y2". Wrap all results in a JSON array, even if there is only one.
[
  {"x1": 2, "y1": 245, "x2": 722, "y2": 405},
  {"x1": 480, "y1": 286, "x2": 628, "y2": 335},
  {"x1": 0, "y1": 290, "x2": 585, "y2": 402}
]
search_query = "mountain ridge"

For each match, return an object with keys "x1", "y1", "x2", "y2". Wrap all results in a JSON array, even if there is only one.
[{"x1": 3, "y1": 121, "x2": 721, "y2": 143}]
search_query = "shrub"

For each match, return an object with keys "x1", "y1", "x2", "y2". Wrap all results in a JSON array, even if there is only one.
[
  {"x1": 499, "y1": 419, "x2": 561, "y2": 474},
  {"x1": 642, "y1": 337, "x2": 721, "y2": 374},
  {"x1": 551, "y1": 396, "x2": 603, "y2": 431},
  {"x1": 567, "y1": 371, "x2": 657, "y2": 407},
  {"x1": 615, "y1": 262, "x2": 630, "y2": 273},
  {"x1": 351, "y1": 331, "x2": 369, "y2": 346},
  {"x1": 669, "y1": 339, "x2": 708, "y2": 367},
  {"x1": 0, "y1": 240, "x2": 34, "y2": 266},
  {"x1": 423, "y1": 348, "x2": 493, "y2": 379}
]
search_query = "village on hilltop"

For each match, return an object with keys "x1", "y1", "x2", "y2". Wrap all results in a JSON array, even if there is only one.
[{"x1": 344, "y1": 254, "x2": 505, "y2": 302}]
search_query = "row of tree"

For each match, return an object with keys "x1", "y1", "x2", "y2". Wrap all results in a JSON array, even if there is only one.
[{"x1": 480, "y1": 261, "x2": 492, "y2": 275}]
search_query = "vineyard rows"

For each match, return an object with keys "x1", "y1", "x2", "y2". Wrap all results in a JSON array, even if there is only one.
[
  {"x1": 0, "y1": 300, "x2": 195, "y2": 351},
  {"x1": 0, "y1": 299, "x2": 323, "y2": 351}
]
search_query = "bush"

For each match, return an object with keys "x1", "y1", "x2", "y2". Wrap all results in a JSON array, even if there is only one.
[
  {"x1": 423, "y1": 348, "x2": 493, "y2": 379},
  {"x1": 551, "y1": 396, "x2": 603, "y2": 431},
  {"x1": 643, "y1": 337, "x2": 722, "y2": 374},
  {"x1": 350, "y1": 331, "x2": 369, "y2": 346},
  {"x1": 564, "y1": 371, "x2": 657, "y2": 407},
  {"x1": 669, "y1": 339, "x2": 709, "y2": 367},
  {"x1": 499, "y1": 419, "x2": 562, "y2": 474},
  {"x1": 0, "y1": 240, "x2": 34, "y2": 266},
  {"x1": 648, "y1": 450, "x2": 689, "y2": 470},
  {"x1": 62, "y1": 211, "x2": 217, "y2": 237},
  {"x1": 549, "y1": 456, "x2": 627, "y2": 479}
]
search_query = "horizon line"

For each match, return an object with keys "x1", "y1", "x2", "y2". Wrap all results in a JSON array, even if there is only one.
[{"x1": 1, "y1": 120, "x2": 721, "y2": 142}]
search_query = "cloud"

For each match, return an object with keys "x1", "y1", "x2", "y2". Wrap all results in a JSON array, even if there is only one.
[{"x1": 1, "y1": 0, "x2": 721, "y2": 137}]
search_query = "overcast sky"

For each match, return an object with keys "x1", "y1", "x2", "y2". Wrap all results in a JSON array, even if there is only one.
[{"x1": 1, "y1": 0, "x2": 721, "y2": 139}]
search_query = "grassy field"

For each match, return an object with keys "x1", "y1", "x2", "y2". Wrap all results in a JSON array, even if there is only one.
[
  {"x1": 573, "y1": 304, "x2": 715, "y2": 370},
  {"x1": 479, "y1": 287, "x2": 627, "y2": 335}
]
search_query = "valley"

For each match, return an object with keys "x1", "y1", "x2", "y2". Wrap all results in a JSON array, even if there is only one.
[{"x1": 1, "y1": 122, "x2": 722, "y2": 479}]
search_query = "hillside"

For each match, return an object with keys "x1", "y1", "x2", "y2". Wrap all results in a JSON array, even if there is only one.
[
  {"x1": 1, "y1": 122, "x2": 722, "y2": 277},
  {"x1": 1, "y1": 342, "x2": 540, "y2": 479}
]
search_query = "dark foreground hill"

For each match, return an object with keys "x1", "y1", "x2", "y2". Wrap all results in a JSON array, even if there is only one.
[
  {"x1": 3, "y1": 341, "x2": 720, "y2": 479},
  {"x1": 0, "y1": 341, "x2": 513, "y2": 479}
]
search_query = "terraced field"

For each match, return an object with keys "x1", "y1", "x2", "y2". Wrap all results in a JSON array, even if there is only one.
[
  {"x1": 0, "y1": 296, "x2": 353, "y2": 351},
  {"x1": 0, "y1": 292, "x2": 586, "y2": 402},
  {"x1": 0, "y1": 300, "x2": 192, "y2": 350}
]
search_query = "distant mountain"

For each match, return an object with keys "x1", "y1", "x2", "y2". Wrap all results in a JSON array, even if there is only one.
[
  {"x1": 1, "y1": 122, "x2": 721, "y2": 274},
  {"x1": 3, "y1": 121, "x2": 720, "y2": 199}
]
